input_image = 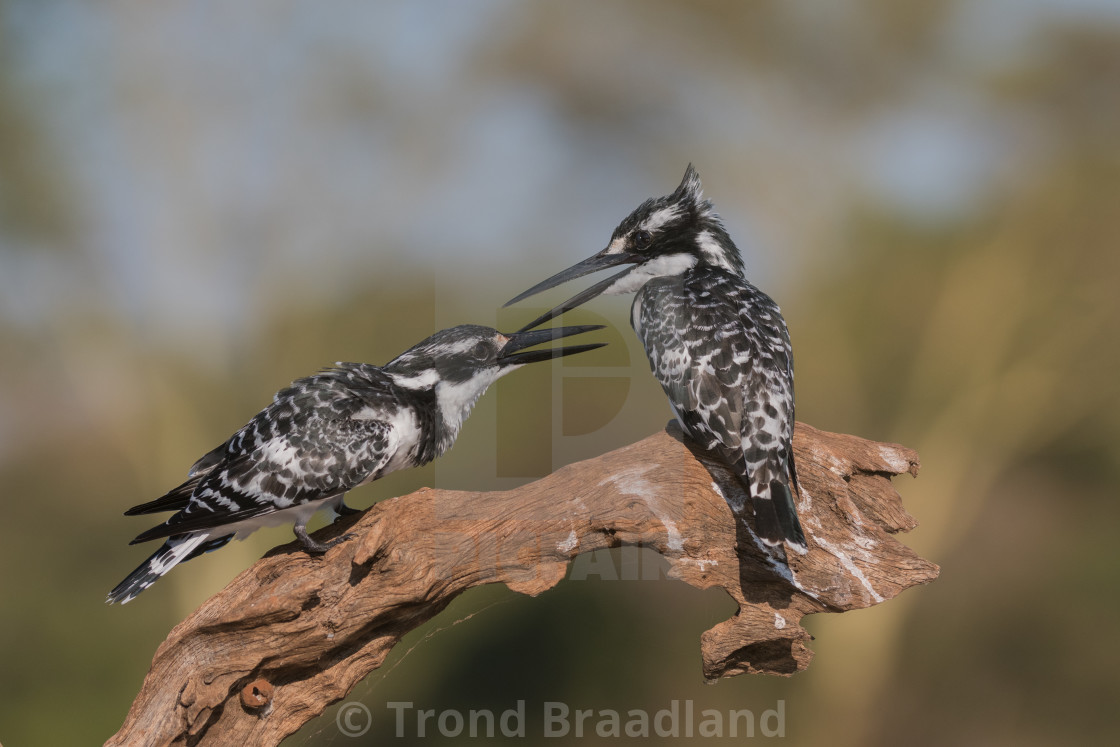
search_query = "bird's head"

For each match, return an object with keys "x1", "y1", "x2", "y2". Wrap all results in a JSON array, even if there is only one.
[
  {"x1": 386, "y1": 324, "x2": 604, "y2": 421},
  {"x1": 505, "y1": 164, "x2": 744, "y2": 330}
]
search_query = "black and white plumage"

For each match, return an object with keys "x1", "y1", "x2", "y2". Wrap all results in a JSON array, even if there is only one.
[
  {"x1": 506, "y1": 165, "x2": 806, "y2": 552},
  {"x1": 108, "y1": 324, "x2": 604, "y2": 604}
]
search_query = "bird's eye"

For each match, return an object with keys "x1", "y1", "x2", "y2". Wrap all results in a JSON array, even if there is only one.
[
  {"x1": 472, "y1": 342, "x2": 492, "y2": 360},
  {"x1": 633, "y1": 230, "x2": 653, "y2": 249}
]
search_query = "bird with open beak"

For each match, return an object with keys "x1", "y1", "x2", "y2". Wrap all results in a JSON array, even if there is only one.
[
  {"x1": 109, "y1": 323, "x2": 605, "y2": 603},
  {"x1": 506, "y1": 165, "x2": 807, "y2": 553}
]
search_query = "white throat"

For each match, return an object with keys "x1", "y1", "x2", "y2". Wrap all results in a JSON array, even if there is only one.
[
  {"x1": 434, "y1": 370, "x2": 501, "y2": 450},
  {"x1": 604, "y1": 253, "x2": 698, "y2": 295}
]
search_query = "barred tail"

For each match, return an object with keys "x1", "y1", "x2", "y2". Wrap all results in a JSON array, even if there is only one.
[{"x1": 106, "y1": 533, "x2": 232, "y2": 604}]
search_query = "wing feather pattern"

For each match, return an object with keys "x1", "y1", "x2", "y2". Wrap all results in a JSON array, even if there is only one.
[
  {"x1": 633, "y1": 268, "x2": 805, "y2": 549},
  {"x1": 130, "y1": 364, "x2": 407, "y2": 543}
]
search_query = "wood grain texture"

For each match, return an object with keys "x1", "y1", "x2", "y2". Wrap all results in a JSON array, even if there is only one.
[{"x1": 106, "y1": 422, "x2": 938, "y2": 746}]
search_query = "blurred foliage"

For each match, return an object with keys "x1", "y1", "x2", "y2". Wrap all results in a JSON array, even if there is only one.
[
  {"x1": 0, "y1": 1, "x2": 1118, "y2": 746},
  {"x1": 790, "y1": 153, "x2": 1120, "y2": 746}
]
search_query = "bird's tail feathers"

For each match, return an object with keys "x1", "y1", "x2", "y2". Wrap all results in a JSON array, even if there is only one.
[
  {"x1": 750, "y1": 479, "x2": 808, "y2": 555},
  {"x1": 123, "y1": 476, "x2": 200, "y2": 516},
  {"x1": 106, "y1": 533, "x2": 232, "y2": 604}
]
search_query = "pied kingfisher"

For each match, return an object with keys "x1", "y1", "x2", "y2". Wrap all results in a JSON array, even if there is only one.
[
  {"x1": 506, "y1": 165, "x2": 806, "y2": 553},
  {"x1": 108, "y1": 324, "x2": 604, "y2": 603}
]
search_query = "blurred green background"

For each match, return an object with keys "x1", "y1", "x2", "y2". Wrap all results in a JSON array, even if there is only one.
[{"x1": 1, "y1": 1, "x2": 1117, "y2": 744}]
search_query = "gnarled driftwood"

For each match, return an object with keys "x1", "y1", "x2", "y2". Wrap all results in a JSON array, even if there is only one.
[{"x1": 107, "y1": 422, "x2": 938, "y2": 746}]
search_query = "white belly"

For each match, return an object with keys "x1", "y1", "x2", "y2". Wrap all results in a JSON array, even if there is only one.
[{"x1": 220, "y1": 494, "x2": 344, "y2": 540}]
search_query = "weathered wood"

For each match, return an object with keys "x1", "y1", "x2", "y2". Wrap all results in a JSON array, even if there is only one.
[{"x1": 106, "y1": 423, "x2": 937, "y2": 746}]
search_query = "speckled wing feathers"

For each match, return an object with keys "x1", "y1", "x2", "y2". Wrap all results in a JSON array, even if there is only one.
[
  {"x1": 129, "y1": 363, "x2": 410, "y2": 542},
  {"x1": 634, "y1": 268, "x2": 806, "y2": 549}
]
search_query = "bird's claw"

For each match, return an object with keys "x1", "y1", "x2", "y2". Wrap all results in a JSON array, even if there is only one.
[{"x1": 295, "y1": 526, "x2": 354, "y2": 554}]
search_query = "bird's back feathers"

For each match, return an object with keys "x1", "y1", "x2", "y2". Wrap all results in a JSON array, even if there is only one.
[
  {"x1": 634, "y1": 266, "x2": 806, "y2": 550},
  {"x1": 128, "y1": 366, "x2": 418, "y2": 543},
  {"x1": 110, "y1": 363, "x2": 430, "y2": 602}
]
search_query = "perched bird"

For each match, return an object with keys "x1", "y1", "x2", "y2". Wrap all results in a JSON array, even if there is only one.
[
  {"x1": 506, "y1": 165, "x2": 806, "y2": 552},
  {"x1": 108, "y1": 324, "x2": 604, "y2": 604}
]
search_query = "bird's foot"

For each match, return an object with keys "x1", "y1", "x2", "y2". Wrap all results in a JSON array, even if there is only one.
[
  {"x1": 294, "y1": 525, "x2": 354, "y2": 554},
  {"x1": 335, "y1": 502, "x2": 362, "y2": 518}
]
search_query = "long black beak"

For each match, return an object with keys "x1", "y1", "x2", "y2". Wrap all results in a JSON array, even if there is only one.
[
  {"x1": 498, "y1": 324, "x2": 607, "y2": 366},
  {"x1": 504, "y1": 250, "x2": 640, "y2": 332}
]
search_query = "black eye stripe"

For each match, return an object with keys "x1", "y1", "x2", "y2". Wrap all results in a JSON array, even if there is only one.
[{"x1": 633, "y1": 229, "x2": 653, "y2": 248}]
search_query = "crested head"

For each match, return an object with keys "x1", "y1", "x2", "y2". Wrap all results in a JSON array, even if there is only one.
[
  {"x1": 503, "y1": 165, "x2": 749, "y2": 331},
  {"x1": 605, "y1": 164, "x2": 744, "y2": 278}
]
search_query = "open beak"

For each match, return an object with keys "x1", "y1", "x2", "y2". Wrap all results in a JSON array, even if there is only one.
[
  {"x1": 497, "y1": 324, "x2": 607, "y2": 366},
  {"x1": 504, "y1": 249, "x2": 641, "y2": 332}
]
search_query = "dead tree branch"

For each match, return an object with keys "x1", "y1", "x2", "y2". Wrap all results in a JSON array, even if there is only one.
[{"x1": 106, "y1": 423, "x2": 938, "y2": 746}]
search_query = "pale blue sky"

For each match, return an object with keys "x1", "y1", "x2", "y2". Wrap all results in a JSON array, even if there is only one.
[{"x1": 1, "y1": 0, "x2": 1116, "y2": 342}]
